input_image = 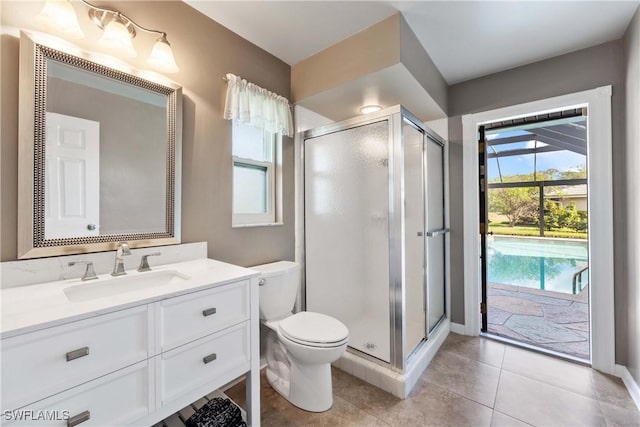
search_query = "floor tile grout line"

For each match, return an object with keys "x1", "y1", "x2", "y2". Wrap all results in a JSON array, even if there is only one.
[
  {"x1": 332, "y1": 395, "x2": 393, "y2": 427},
  {"x1": 414, "y1": 339, "x2": 505, "y2": 410},
  {"x1": 333, "y1": 368, "x2": 488, "y2": 426},
  {"x1": 438, "y1": 346, "x2": 505, "y2": 370},
  {"x1": 492, "y1": 358, "x2": 504, "y2": 409},
  {"x1": 594, "y1": 393, "x2": 613, "y2": 426},
  {"x1": 419, "y1": 377, "x2": 497, "y2": 412},
  {"x1": 587, "y1": 370, "x2": 640, "y2": 414},
  {"x1": 493, "y1": 365, "x2": 535, "y2": 427},
  {"x1": 492, "y1": 410, "x2": 535, "y2": 427},
  {"x1": 502, "y1": 369, "x2": 605, "y2": 406},
  {"x1": 331, "y1": 377, "x2": 401, "y2": 420},
  {"x1": 499, "y1": 343, "x2": 603, "y2": 397},
  {"x1": 499, "y1": 363, "x2": 598, "y2": 401}
]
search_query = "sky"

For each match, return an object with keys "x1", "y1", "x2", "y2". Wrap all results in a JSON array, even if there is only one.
[{"x1": 486, "y1": 128, "x2": 587, "y2": 182}]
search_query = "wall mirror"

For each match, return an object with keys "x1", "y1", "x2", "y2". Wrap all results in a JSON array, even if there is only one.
[{"x1": 18, "y1": 31, "x2": 182, "y2": 259}]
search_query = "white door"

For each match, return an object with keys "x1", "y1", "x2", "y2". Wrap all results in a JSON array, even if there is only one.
[{"x1": 45, "y1": 112, "x2": 100, "y2": 239}]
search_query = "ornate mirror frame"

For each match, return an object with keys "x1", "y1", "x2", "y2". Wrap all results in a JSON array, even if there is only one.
[{"x1": 18, "y1": 31, "x2": 182, "y2": 259}]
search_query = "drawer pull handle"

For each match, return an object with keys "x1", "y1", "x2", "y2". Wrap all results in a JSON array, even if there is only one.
[
  {"x1": 66, "y1": 347, "x2": 89, "y2": 362},
  {"x1": 202, "y1": 308, "x2": 217, "y2": 317},
  {"x1": 203, "y1": 353, "x2": 217, "y2": 364},
  {"x1": 67, "y1": 410, "x2": 90, "y2": 427}
]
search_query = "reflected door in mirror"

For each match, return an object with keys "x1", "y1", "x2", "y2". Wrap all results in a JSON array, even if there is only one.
[
  {"x1": 45, "y1": 112, "x2": 100, "y2": 239},
  {"x1": 46, "y1": 59, "x2": 168, "y2": 237}
]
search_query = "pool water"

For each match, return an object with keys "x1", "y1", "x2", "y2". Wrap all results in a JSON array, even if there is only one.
[{"x1": 487, "y1": 236, "x2": 589, "y2": 294}]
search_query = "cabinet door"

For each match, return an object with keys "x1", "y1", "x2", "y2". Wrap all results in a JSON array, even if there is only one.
[
  {"x1": 1, "y1": 306, "x2": 150, "y2": 411},
  {"x1": 2, "y1": 361, "x2": 152, "y2": 426}
]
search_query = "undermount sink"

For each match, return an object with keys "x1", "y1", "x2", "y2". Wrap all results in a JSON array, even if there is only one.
[{"x1": 64, "y1": 270, "x2": 192, "y2": 302}]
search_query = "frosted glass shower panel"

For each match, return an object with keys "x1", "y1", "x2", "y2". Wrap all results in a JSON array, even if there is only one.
[
  {"x1": 403, "y1": 120, "x2": 426, "y2": 355},
  {"x1": 426, "y1": 136, "x2": 446, "y2": 332},
  {"x1": 304, "y1": 120, "x2": 391, "y2": 363}
]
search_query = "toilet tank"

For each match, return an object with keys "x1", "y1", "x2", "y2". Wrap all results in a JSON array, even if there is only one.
[{"x1": 250, "y1": 261, "x2": 300, "y2": 321}]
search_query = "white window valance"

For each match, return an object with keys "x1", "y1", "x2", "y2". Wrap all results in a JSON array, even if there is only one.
[{"x1": 223, "y1": 73, "x2": 294, "y2": 137}]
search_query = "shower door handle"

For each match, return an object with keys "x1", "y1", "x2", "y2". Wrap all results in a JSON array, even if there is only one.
[
  {"x1": 417, "y1": 232, "x2": 423, "y2": 237},
  {"x1": 426, "y1": 228, "x2": 449, "y2": 237}
]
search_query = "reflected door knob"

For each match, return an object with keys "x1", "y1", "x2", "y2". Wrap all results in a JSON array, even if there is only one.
[{"x1": 87, "y1": 224, "x2": 96, "y2": 230}]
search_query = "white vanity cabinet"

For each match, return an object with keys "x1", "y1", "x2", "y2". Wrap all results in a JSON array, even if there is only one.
[
  {"x1": 1, "y1": 306, "x2": 151, "y2": 414},
  {"x1": 0, "y1": 262, "x2": 260, "y2": 427},
  {"x1": 4, "y1": 362, "x2": 153, "y2": 427},
  {"x1": 155, "y1": 280, "x2": 252, "y2": 408}
]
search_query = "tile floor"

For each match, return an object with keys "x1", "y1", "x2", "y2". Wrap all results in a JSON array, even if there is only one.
[{"x1": 226, "y1": 333, "x2": 640, "y2": 427}]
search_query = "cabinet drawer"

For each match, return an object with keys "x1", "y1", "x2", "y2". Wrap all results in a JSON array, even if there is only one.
[
  {"x1": 158, "y1": 321, "x2": 250, "y2": 405},
  {"x1": 1, "y1": 306, "x2": 150, "y2": 411},
  {"x1": 2, "y1": 361, "x2": 152, "y2": 426},
  {"x1": 159, "y1": 280, "x2": 249, "y2": 352}
]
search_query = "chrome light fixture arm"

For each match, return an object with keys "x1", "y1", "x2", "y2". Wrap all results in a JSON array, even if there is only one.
[{"x1": 79, "y1": 0, "x2": 167, "y2": 39}]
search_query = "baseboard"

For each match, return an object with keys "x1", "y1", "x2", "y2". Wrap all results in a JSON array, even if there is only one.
[
  {"x1": 616, "y1": 364, "x2": 640, "y2": 411},
  {"x1": 450, "y1": 322, "x2": 466, "y2": 335}
]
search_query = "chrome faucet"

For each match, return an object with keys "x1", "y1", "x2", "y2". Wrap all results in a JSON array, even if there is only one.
[
  {"x1": 68, "y1": 261, "x2": 98, "y2": 281},
  {"x1": 137, "y1": 252, "x2": 161, "y2": 272},
  {"x1": 111, "y1": 242, "x2": 131, "y2": 276}
]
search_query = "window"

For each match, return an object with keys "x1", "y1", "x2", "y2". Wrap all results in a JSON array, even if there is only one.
[{"x1": 232, "y1": 121, "x2": 281, "y2": 226}]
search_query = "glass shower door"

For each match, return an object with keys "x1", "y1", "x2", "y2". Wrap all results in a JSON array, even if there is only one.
[
  {"x1": 425, "y1": 135, "x2": 446, "y2": 332},
  {"x1": 304, "y1": 121, "x2": 391, "y2": 362},
  {"x1": 403, "y1": 119, "x2": 426, "y2": 355}
]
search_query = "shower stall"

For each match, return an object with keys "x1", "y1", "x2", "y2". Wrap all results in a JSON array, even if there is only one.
[{"x1": 301, "y1": 106, "x2": 448, "y2": 390}]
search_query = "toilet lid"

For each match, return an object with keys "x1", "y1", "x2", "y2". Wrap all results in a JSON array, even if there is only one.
[{"x1": 278, "y1": 312, "x2": 349, "y2": 345}]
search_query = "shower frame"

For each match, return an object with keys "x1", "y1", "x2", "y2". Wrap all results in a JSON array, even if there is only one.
[{"x1": 299, "y1": 105, "x2": 449, "y2": 373}]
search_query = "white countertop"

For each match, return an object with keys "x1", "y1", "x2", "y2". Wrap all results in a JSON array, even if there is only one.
[{"x1": 0, "y1": 258, "x2": 260, "y2": 339}]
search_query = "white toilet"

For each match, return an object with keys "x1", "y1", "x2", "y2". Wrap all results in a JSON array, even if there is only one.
[{"x1": 251, "y1": 261, "x2": 349, "y2": 412}]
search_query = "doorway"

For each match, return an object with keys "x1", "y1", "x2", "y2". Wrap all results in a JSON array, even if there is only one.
[
  {"x1": 462, "y1": 86, "x2": 615, "y2": 374},
  {"x1": 479, "y1": 109, "x2": 590, "y2": 361}
]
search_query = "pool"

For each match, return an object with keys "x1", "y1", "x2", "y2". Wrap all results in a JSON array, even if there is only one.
[{"x1": 487, "y1": 236, "x2": 589, "y2": 294}]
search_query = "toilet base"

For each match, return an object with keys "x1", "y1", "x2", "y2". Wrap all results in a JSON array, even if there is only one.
[
  {"x1": 289, "y1": 359, "x2": 334, "y2": 412},
  {"x1": 264, "y1": 325, "x2": 343, "y2": 413},
  {"x1": 266, "y1": 360, "x2": 333, "y2": 412}
]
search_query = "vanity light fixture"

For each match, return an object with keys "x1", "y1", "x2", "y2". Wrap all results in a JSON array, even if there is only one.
[
  {"x1": 36, "y1": 0, "x2": 85, "y2": 39},
  {"x1": 147, "y1": 34, "x2": 179, "y2": 74},
  {"x1": 97, "y1": 12, "x2": 137, "y2": 58},
  {"x1": 35, "y1": 0, "x2": 180, "y2": 73},
  {"x1": 360, "y1": 105, "x2": 383, "y2": 114}
]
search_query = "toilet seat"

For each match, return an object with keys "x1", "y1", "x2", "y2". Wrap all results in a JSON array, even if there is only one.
[{"x1": 278, "y1": 312, "x2": 349, "y2": 348}]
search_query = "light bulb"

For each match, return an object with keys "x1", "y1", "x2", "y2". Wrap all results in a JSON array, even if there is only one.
[
  {"x1": 360, "y1": 105, "x2": 383, "y2": 114},
  {"x1": 36, "y1": 0, "x2": 84, "y2": 39},
  {"x1": 98, "y1": 15, "x2": 136, "y2": 58},
  {"x1": 147, "y1": 35, "x2": 179, "y2": 73}
]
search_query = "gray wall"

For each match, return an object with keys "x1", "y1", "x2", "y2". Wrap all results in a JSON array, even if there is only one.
[
  {"x1": 447, "y1": 40, "x2": 628, "y2": 365},
  {"x1": 47, "y1": 78, "x2": 167, "y2": 234},
  {"x1": 447, "y1": 118, "x2": 465, "y2": 323},
  {"x1": 1, "y1": 1, "x2": 294, "y2": 266},
  {"x1": 623, "y1": 7, "x2": 640, "y2": 384},
  {"x1": 399, "y1": 14, "x2": 448, "y2": 115}
]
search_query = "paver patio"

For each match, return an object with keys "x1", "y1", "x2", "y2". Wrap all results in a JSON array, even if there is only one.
[{"x1": 487, "y1": 282, "x2": 590, "y2": 360}]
